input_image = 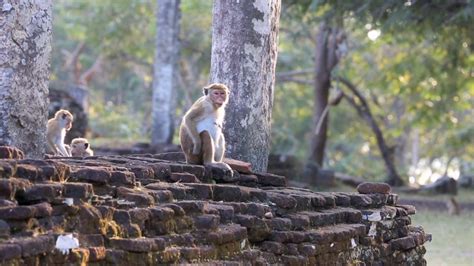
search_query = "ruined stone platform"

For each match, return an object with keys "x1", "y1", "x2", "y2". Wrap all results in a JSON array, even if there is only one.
[{"x1": 0, "y1": 147, "x2": 430, "y2": 265}]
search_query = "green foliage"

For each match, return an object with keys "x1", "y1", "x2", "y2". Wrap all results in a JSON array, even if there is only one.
[{"x1": 89, "y1": 101, "x2": 146, "y2": 140}]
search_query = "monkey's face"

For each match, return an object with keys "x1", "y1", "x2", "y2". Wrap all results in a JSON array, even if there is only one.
[
  {"x1": 209, "y1": 89, "x2": 228, "y2": 107},
  {"x1": 60, "y1": 112, "x2": 73, "y2": 131},
  {"x1": 72, "y1": 142, "x2": 88, "y2": 151}
]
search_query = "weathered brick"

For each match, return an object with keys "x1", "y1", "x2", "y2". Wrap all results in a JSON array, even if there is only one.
[
  {"x1": 390, "y1": 236, "x2": 416, "y2": 251},
  {"x1": 18, "y1": 183, "x2": 63, "y2": 203},
  {"x1": 0, "y1": 205, "x2": 35, "y2": 220},
  {"x1": 63, "y1": 182, "x2": 94, "y2": 198},
  {"x1": 213, "y1": 185, "x2": 242, "y2": 202},
  {"x1": 110, "y1": 171, "x2": 135, "y2": 186},
  {"x1": 268, "y1": 193, "x2": 297, "y2": 209},
  {"x1": 13, "y1": 234, "x2": 55, "y2": 257},
  {"x1": 109, "y1": 238, "x2": 160, "y2": 252},
  {"x1": 0, "y1": 243, "x2": 21, "y2": 260},
  {"x1": 194, "y1": 214, "x2": 220, "y2": 230},
  {"x1": 357, "y1": 182, "x2": 392, "y2": 194},
  {"x1": 255, "y1": 173, "x2": 287, "y2": 187},
  {"x1": 170, "y1": 172, "x2": 200, "y2": 183},
  {"x1": 70, "y1": 167, "x2": 112, "y2": 184}
]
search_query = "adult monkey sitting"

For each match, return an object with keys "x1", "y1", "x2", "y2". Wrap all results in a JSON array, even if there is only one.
[{"x1": 179, "y1": 83, "x2": 232, "y2": 171}]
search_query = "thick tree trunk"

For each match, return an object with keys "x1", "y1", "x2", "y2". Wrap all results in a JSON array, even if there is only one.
[
  {"x1": 151, "y1": 0, "x2": 181, "y2": 145},
  {"x1": 0, "y1": 0, "x2": 52, "y2": 158},
  {"x1": 210, "y1": 0, "x2": 281, "y2": 173}
]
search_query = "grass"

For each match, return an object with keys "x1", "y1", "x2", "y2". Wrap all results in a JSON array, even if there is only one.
[{"x1": 412, "y1": 209, "x2": 474, "y2": 266}]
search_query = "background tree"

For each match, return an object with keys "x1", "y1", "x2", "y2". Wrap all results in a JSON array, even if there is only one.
[
  {"x1": 210, "y1": 0, "x2": 281, "y2": 172},
  {"x1": 151, "y1": 0, "x2": 181, "y2": 146},
  {"x1": 0, "y1": 0, "x2": 52, "y2": 158}
]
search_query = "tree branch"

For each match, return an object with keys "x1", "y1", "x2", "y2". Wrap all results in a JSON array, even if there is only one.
[{"x1": 78, "y1": 55, "x2": 103, "y2": 86}]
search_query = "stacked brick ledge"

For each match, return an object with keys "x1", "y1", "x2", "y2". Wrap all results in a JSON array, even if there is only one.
[{"x1": 0, "y1": 146, "x2": 430, "y2": 265}]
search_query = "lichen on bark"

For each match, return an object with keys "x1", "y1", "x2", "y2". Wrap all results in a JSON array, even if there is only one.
[{"x1": 0, "y1": 0, "x2": 52, "y2": 158}]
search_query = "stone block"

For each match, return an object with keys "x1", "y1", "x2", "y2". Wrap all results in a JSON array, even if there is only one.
[
  {"x1": 223, "y1": 158, "x2": 253, "y2": 174},
  {"x1": 0, "y1": 205, "x2": 35, "y2": 220},
  {"x1": 261, "y1": 241, "x2": 286, "y2": 255},
  {"x1": 109, "y1": 238, "x2": 160, "y2": 252},
  {"x1": 0, "y1": 160, "x2": 16, "y2": 179},
  {"x1": 79, "y1": 234, "x2": 104, "y2": 247},
  {"x1": 268, "y1": 193, "x2": 297, "y2": 209},
  {"x1": 194, "y1": 214, "x2": 220, "y2": 230},
  {"x1": 18, "y1": 183, "x2": 63, "y2": 203},
  {"x1": 63, "y1": 183, "x2": 94, "y2": 199},
  {"x1": 0, "y1": 243, "x2": 21, "y2": 261},
  {"x1": 70, "y1": 167, "x2": 112, "y2": 185},
  {"x1": 170, "y1": 172, "x2": 200, "y2": 183},
  {"x1": 110, "y1": 171, "x2": 135, "y2": 186},
  {"x1": 349, "y1": 194, "x2": 373, "y2": 208},
  {"x1": 390, "y1": 236, "x2": 416, "y2": 251},
  {"x1": 255, "y1": 173, "x2": 287, "y2": 187},
  {"x1": 13, "y1": 234, "x2": 55, "y2": 257},
  {"x1": 357, "y1": 182, "x2": 392, "y2": 194},
  {"x1": 149, "y1": 207, "x2": 175, "y2": 221},
  {"x1": 213, "y1": 185, "x2": 242, "y2": 202}
]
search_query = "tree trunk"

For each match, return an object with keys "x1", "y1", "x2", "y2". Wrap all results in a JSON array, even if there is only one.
[
  {"x1": 338, "y1": 77, "x2": 404, "y2": 186},
  {"x1": 303, "y1": 23, "x2": 344, "y2": 184},
  {"x1": 0, "y1": 0, "x2": 52, "y2": 158},
  {"x1": 151, "y1": 0, "x2": 181, "y2": 145},
  {"x1": 210, "y1": 0, "x2": 281, "y2": 173}
]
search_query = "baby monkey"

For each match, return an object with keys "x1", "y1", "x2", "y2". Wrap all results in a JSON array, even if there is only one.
[
  {"x1": 47, "y1": 109, "x2": 73, "y2": 156},
  {"x1": 70, "y1": 138, "x2": 94, "y2": 157}
]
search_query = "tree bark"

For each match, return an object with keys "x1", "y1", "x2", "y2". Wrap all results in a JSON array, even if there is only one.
[
  {"x1": 210, "y1": 0, "x2": 281, "y2": 173},
  {"x1": 307, "y1": 24, "x2": 344, "y2": 168},
  {"x1": 151, "y1": 0, "x2": 181, "y2": 145},
  {"x1": 0, "y1": 0, "x2": 52, "y2": 158}
]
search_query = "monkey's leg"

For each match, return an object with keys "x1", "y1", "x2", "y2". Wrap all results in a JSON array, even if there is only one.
[
  {"x1": 214, "y1": 135, "x2": 225, "y2": 162},
  {"x1": 180, "y1": 126, "x2": 202, "y2": 164},
  {"x1": 57, "y1": 144, "x2": 70, "y2": 157},
  {"x1": 200, "y1": 131, "x2": 215, "y2": 165}
]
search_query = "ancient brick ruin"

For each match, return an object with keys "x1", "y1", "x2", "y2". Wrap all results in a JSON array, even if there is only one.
[{"x1": 0, "y1": 146, "x2": 430, "y2": 265}]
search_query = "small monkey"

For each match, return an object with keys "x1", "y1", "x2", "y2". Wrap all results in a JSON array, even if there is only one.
[
  {"x1": 47, "y1": 109, "x2": 73, "y2": 156},
  {"x1": 70, "y1": 138, "x2": 94, "y2": 157},
  {"x1": 179, "y1": 83, "x2": 232, "y2": 170}
]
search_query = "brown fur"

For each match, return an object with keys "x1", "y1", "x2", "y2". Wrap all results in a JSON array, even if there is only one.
[
  {"x1": 70, "y1": 138, "x2": 94, "y2": 157},
  {"x1": 47, "y1": 109, "x2": 73, "y2": 156},
  {"x1": 179, "y1": 83, "x2": 231, "y2": 170}
]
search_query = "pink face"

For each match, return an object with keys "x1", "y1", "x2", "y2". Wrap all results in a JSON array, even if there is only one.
[{"x1": 210, "y1": 89, "x2": 228, "y2": 106}]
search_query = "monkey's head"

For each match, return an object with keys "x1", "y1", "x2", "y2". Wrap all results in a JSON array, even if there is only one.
[
  {"x1": 203, "y1": 83, "x2": 229, "y2": 108},
  {"x1": 54, "y1": 109, "x2": 74, "y2": 131},
  {"x1": 71, "y1": 138, "x2": 90, "y2": 154}
]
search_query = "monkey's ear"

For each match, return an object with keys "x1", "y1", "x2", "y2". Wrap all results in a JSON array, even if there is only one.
[
  {"x1": 84, "y1": 143, "x2": 89, "y2": 149},
  {"x1": 202, "y1": 87, "x2": 209, "y2": 95},
  {"x1": 62, "y1": 113, "x2": 67, "y2": 119}
]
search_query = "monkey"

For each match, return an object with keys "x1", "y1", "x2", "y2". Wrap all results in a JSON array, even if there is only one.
[
  {"x1": 70, "y1": 138, "x2": 94, "y2": 157},
  {"x1": 46, "y1": 109, "x2": 73, "y2": 157},
  {"x1": 179, "y1": 83, "x2": 232, "y2": 171},
  {"x1": 446, "y1": 196, "x2": 460, "y2": 216}
]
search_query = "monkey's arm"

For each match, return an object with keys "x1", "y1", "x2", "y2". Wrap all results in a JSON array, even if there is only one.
[
  {"x1": 183, "y1": 104, "x2": 205, "y2": 155},
  {"x1": 57, "y1": 142, "x2": 71, "y2": 157}
]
